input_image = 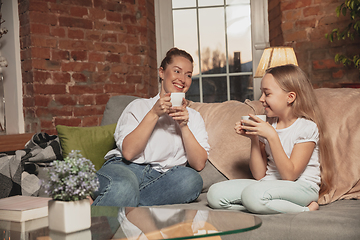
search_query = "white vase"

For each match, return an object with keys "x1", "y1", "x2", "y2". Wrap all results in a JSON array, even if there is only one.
[{"x1": 48, "y1": 199, "x2": 91, "y2": 233}]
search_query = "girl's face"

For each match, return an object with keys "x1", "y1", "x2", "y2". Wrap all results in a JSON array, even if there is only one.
[
  {"x1": 159, "y1": 56, "x2": 193, "y2": 94},
  {"x1": 259, "y1": 73, "x2": 294, "y2": 118}
]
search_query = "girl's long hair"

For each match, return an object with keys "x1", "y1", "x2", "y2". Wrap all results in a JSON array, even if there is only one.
[{"x1": 266, "y1": 64, "x2": 334, "y2": 198}]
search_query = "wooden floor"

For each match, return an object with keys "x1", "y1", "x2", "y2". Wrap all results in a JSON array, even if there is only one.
[{"x1": 0, "y1": 133, "x2": 34, "y2": 152}]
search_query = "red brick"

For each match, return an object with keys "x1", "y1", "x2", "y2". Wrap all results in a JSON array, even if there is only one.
[
  {"x1": 102, "y1": 33, "x2": 117, "y2": 42},
  {"x1": 111, "y1": 64, "x2": 128, "y2": 74},
  {"x1": 71, "y1": 51, "x2": 88, "y2": 61},
  {"x1": 95, "y1": 94, "x2": 111, "y2": 105},
  {"x1": 36, "y1": 106, "x2": 73, "y2": 119},
  {"x1": 92, "y1": 73, "x2": 109, "y2": 82},
  {"x1": 283, "y1": 9, "x2": 302, "y2": 21},
  {"x1": 68, "y1": 29, "x2": 85, "y2": 39},
  {"x1": 332, "y1": 69, "x2": 344, "y2": 78},
  {"x1": 105, "y1": 2, "x2": 126, "y2": 12},
  {"x1": 31, "y1": 36, "x2": 57, "y2": 48},
  {"x1": 59, "y1": 39, "x2": 94, "y2": 51},
  {"x1": 49, "y1": 3, "x2": 70, "y2": 15},
  {"x1": 93, "y1": 21, "x2": 125, "y2": 32},
  {"x1": 89, "y1": 8, "x2": 106, "y2": 20},
  {"x1": 303, "y1": 6, "x2": 322, "y2": 17},
  {"x1": 55, "y1": 118, "x2": 82, "y2": 127},
  {"x1": 281, "y1": 0, "x2": 312, "y2": 11},
  {"x1": 62, "y1": 62, "x2": 96, "y2": 72},
  {"x1": 50, "y1": 27, "x2": 66, "y2": 38},
  {"x1": 61, "y1": 0, "x2": 92, "y2": 7},
  {"x1": 109, "y1": 74, "x2": 125, "y2": 83},
  {"x1": 34, "y1": 95, "x2": 52, "y2": 107},
  {"x1": 31, "y1": 47, "x2": 51, "y2": 59},
  {"x1": 312, "y1": 59, "x2": 342, "y2": 70},
  {"x1": 55, "y1": 95, "x2": 77, "y2": 106},
  {"x1": 284, "y1": 30, "x2": 308, "y2": 42},
  {"x1": 59, "y1": 16, "x2": 93, "y2": 29},
  {"x1": 106, "y1": 11, "x2": 122, "y2": 23},
  {"x1": 23, "y1": 96, "x2": 35, "y2": 108},
  {"x1": 79, "y1": 94, "x2": 96, "y2": 105},
  {"x1": 126, "y1": 75, "x2": 142, "y2": 84},
  {"x1": 30, "y1": 23, "x2": 50, "y2": 35},
  {"x1": 82, "y1": 116, "x2": 100, "y2": 127},
  {"x1": 69, "y1": 85, "x2": 104, "y2": 94},
  {"x1": 123, "y1": 14, "x2": 137, "y2": 24},
  {"x1": 72, "y1": 73, "x2": 88, "y2": 82},
  {"x1": 94, "y1": 43, "x2": 127, "y2": 53},
  {"x1": 33, "y1": 59, "x2": 61, "y2": 71},
  {"x1": 52, "y1": 49, "x2": 71, "y2": 61},
  {"x1": 29, "y1": 12, "x2": 57, "y2": 26},
  {"x1": 70, "y1": 6, "x2": 88, "y2": 18},
  {"x1": 29, "y1": 2, "x2": 50, "y2": 13},
  {"x1": 40, "y1": 119, "x2": 54, "y2": 129},
  {"x1": 74, "y1": 105, "x2": 104, "y2": 116},
  {"x1": 53, "y1": 72, "x2": 71, "y2": 83},
  {"x1": 34, "y1": 83, "x2": 66, "y2": 94},
  {"x1": 106, "y1": 54, "x2": 121, "y2": 63},
  {"x1": 85, "y1": 30, "x2": 102, "y2": 41},
  {"x1": 104, "y1": 83, "x2": 135, "y2": 94},
  {"x1": 295, "y1": 19, "x2": 316, "y2": 29},
  {"x1": 89, "y1": 52, "x2": 106, "y2": 62}
]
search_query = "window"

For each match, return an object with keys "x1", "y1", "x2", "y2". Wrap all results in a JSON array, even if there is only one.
[{"x1": 155, "y1": 0, "x2": 269, "y2": 102}]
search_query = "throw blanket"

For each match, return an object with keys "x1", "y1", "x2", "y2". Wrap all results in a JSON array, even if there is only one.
[{"x1": 0, "y1": 133, "x2": 62, "y2": 199}]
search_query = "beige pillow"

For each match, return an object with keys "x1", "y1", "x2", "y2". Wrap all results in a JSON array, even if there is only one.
[
  {"x1": 315, "y1": 88, "x2": 360, "y2": 204},
  {"x1": 189, "y1": 100, "x2": 264, "y2": 180}
]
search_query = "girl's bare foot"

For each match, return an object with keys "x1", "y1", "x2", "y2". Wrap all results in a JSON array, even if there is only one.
[{"x1": 307, "y1": 201, "x2": 319, "y2": 211}]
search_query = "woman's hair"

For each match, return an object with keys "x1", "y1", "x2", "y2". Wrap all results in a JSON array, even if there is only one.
[
  {"x1": 159, "y1": 47, "x2": 194, "y2": 82},
  {"x1": 266, "y1": 64, "x2": 334, "y2": 198}
]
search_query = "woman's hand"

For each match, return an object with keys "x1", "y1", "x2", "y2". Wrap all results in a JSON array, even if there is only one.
[
  {"x1": 169, "y1": 98, "x2": 189, "y2": 128},
  {"x1": 152, "y1": 93, "x2": 172, "y2": 117}
]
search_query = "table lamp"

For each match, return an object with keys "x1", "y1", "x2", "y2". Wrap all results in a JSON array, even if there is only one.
[{"x1": 254, "y1": 47, "x2": 298, "y2": 78}]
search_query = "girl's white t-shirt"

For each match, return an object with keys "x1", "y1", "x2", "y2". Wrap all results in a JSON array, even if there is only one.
[{"x1": 260, "y1": 118, "x2": 321, "y2": 191}]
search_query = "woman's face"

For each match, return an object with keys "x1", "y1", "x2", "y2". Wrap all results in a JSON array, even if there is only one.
[{"x1": 159, "y1": 56, "x2": 193, "y2": 94}]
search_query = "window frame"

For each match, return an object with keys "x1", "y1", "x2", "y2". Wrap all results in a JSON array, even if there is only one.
[{"x1": 154, "y1": 0, "x2": 269, "y2": 102}]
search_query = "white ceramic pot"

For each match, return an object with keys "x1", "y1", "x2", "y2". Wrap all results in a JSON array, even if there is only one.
[{"x1": 48, "y1": 198, "x2": 91, "y2": 233}]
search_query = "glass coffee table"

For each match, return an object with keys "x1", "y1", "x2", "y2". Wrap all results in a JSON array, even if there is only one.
[{"x1": 0, "y1": 206, "x2": 261, "y2": 240}]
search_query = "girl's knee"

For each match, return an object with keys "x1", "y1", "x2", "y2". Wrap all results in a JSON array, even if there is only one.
[{"x1": 241, "y1": 185, "x2": 269, "y2": 213}]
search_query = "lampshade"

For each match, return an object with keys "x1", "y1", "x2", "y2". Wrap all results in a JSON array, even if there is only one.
[{"x1": 254, "y1": 47, "x2": 298, "y2": 78}]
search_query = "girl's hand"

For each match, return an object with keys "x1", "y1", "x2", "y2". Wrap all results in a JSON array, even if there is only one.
[
  {"x1": 169, "y1": 98, "x2": 189, "y2": 128},
  {"x1": 239, "y1": 114, "x2": 276, "y2": 140},
  {"x1": 152, "y1": 93, "x2": 172, "y2": 117}
]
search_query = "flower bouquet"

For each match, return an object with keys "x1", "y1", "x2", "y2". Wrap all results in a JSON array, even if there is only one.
[{"x1": 43, "y1": 150, "x2": 99, "y2": 233}]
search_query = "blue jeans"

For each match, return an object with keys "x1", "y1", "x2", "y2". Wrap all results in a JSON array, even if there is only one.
[
  {"x1": 207, "y1": 179, "x2": 319, "y2": 214},
  {"x1": 92, "y1": 157, "x2": 203, "y2": 207}
]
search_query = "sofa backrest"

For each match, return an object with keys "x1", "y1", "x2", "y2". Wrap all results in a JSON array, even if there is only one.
[{"x1": 101, "y1": 95, "x2": 139, "y2": 126}]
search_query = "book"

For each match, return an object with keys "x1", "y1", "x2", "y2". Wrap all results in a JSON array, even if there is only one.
[
  {"x1": 0, "y1": 216, "x2": 48, "y2": 232},
  {"x1": 0, "y1": 196, "x2": 51, "y2": 222}
]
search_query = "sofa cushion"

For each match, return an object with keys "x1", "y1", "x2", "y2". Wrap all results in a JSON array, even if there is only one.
[
  {"x1": 56, "y1": 124, "x2": 116, "y2": 170},
  {"x1": 315, "y1": 88, "x2": 360, "y2": 204},
  {"x1": 189, "y1": 100, "x2": 265, "y2": 180},
  {"x1": 101, "y1": 95, "x2": 139, "y2": 126}
]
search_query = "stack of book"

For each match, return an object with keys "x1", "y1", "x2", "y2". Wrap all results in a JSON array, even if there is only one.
[{"x1": 0, "y1": 195, "x2": 51, "y2": 232}]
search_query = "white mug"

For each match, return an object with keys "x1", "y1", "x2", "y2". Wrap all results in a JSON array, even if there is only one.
[
  {"x1": 241, "y1": 115, "x2": 267, "y2": 122},
  {"x1": 170, "y1": 92, "x2": 185, "y2": 107},
  {"x1": 241, "y1": 115, "x2": 266, "y2": 131}
]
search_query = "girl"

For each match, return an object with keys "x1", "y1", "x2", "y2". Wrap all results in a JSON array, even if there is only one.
[
  {"x1": 207, "y1": 64, "x2": 334, "y2": 214},
  {"x1": 92, "y1": 48, "x2": 210, "y2": 207}
]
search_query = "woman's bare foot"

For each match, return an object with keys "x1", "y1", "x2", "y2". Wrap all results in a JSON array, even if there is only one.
[{"x1": 307, "y1": 201, "x2": 319, "y2": 211}]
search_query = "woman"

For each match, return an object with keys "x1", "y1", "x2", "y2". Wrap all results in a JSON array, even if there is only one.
[{"x1": 92, "y1": 48, "x2": 210, "y2": 207}]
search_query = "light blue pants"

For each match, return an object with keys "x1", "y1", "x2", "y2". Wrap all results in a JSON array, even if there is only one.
[
  {"x1": 207, "y1": 179, "x2": 319, "y2": 214},
  {"x1": 92, "y1": 157, "x2": 203, "y2": 207}
]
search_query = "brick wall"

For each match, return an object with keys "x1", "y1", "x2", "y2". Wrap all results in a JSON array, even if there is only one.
[
  {"x1": 18, "y1": 0, "x2": 157, "y2": 135},
  {"x1": 268, "y1": 0, "x2": 360, "y2": 88}
]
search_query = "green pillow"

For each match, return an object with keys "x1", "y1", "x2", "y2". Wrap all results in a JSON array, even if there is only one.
[{"x1": 56, "y1": 123, "x2": 117, "y2": 170}]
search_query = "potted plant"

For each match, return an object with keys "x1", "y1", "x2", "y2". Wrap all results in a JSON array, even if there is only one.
[{"x1": 43, "y1": 150, "x2": 99, "y2": 233}]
